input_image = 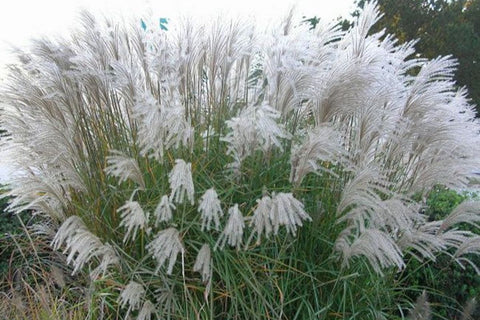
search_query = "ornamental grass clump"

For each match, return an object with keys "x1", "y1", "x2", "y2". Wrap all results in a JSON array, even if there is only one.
[{"x1": 2, "y1": 2, "x2": 480, "y2": 318}]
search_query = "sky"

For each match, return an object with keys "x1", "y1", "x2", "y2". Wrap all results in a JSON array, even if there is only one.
[{"x1": 0, "y1": 0, "x2": 355, "y2": 72}]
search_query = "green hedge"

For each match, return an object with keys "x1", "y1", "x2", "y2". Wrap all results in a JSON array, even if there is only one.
[
  {"x1": 0, "y1": 188, "x2": 30, "y2": 284},
  {"x1": 402, "y1": 186, "x2": 479, "y2": 319}
]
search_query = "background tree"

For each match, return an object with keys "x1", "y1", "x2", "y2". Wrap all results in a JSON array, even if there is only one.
[{"x1": 355, "y1": 0, "x2": 480, "y2": 114}]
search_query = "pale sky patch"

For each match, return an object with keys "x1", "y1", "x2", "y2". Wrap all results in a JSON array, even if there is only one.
[{"x1": 0, "y1": 0, "x2": 355, "y2": 73}]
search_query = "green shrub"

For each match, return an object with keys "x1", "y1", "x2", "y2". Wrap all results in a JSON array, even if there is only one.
[
  {"x1": 0, "y1": 188, "x2": 23, "y2": 280},
  {"x1": 401, "y1": 186, "x2": 480, "y2": 319},
  {"x1": 425, "y1": 186, "x2": 467, "y2": 221}
]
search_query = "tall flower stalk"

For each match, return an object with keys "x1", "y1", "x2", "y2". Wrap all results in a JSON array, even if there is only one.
[{"x1": 1, "y1": 2, "x2": 480, "y2": 318}]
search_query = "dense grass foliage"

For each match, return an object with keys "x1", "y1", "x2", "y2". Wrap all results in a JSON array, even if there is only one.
[
  {"x1": 1, "y1": 2, "x2": 480, "y2": 319},
  {"x1": 0, "y1": 190, "x2": 88, "y2": 319}
]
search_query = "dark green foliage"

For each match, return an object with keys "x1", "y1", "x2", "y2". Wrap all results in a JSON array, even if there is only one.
[
  {"x1": 401, "y1": 186, "x2": 480, "y2": 319},
  {"x1": 425, "y1": 186, "x2": 467, "y2": 221},
  {"x1": 0, "y1": 189, "x2": 36, "y2": 285},
  {"x1": 0, "y1": 189, "x2": 18, "y2": 279}
]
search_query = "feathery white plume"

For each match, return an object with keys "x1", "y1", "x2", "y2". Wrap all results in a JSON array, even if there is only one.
[
  {"x1": 169, "y1": 159, "x2": 195, "y2": 205},
  {"x1": 147, "y1": 227, "x2": 184, "y2": 275},
  {"x1": 52, "y1": 216, "x2": 118, "y2": 275},
  {"x1": 222, "y1": 103, "x2": 290, "y2": 170},
  {"x1": 398, "y1": 222, "x2": 447, "y2": 261},
  {"x1": 154, "y1": 195, "x2": 175, "y2": 225},
  {"x1": 248, "y1": 195, "x2": 274, "y2": 245},
  {"x1": 134, "y1": 92, "x2": 194, "y2": 161},
  {"x1": 198, "y1": 188, "x2": 223, "y2": 231},
  {"x1": 290, "y1": 124, "x2": 346, "y2": 186},
  {"x1": 64, "y1": 228, "x2": 105, "y2": 275},
  {"x1": 439, "y1": 201, "x2": 480, "y2": 233},
  {"x1": 51, "y1": 216, "x2": 87, "y2": 251},
  {"x1": 138, "y1": 300, "x2": 156, "y2": 320},
  {"x1": 194, "y1": 243, "x2": 212, "y2": 299},
  {"x1": 248, "y1": 192, "x2": 311, "y2": 244},
  {"x1": 454, "y1": 236, "x2": 480, "y2": 273},
  {"x1": 408, "y1": 291, "x2": 431, "y2": 320},
  {"x1": 90, "y1": 243, "x2": 120, "y2": 279},
  {"x1": 455, "y1": 236, "x2": 480, "y2": 257},
  {"x1": 460, "y1": 297, "x2": 477, "y2": 320},
  {"x1": 215, "y1": 204, "x2": 244, "y2": 250},
  {"x1": 336, "y1": 167, "x2": 390, "y2": 232},
  {"x1": 119, "y1": 281, "x2": 145, "y2": 312},
  {"x1": 194, "y1": 243, "x2": 212, "y2": 283},
  {"x1": 336, "y1": 228, "x2": 405, "y2": 274},
  {"x1": 269, "y1": 192, "x2": 312, "y2": 236},
  {"x1": 105, "y1": 150, "x2": 145, "y2": 189},
  {"x1": 379, "y1": 198, "x2": 424, "y2": 232},
  {"x1": 118, "y1": 198, "x2": 150, "y2": 243}
]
